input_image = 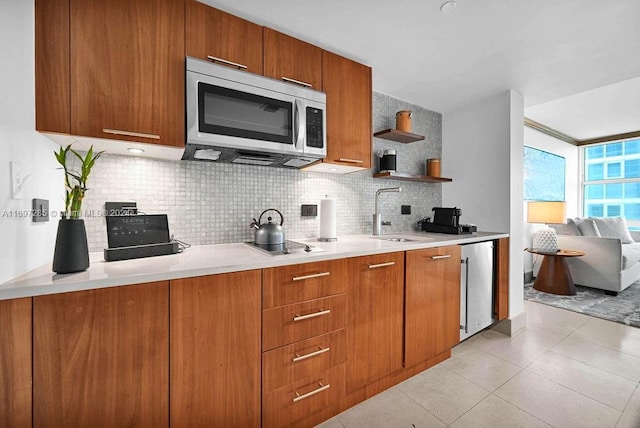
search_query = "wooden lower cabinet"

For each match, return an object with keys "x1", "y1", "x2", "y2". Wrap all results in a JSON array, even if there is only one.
[
  {"x1": 0, "y1": 298, "x2": 32, "y2": 428},
  {"x1": 405, "y1": 246, "x2": 461, "y2": 368},
  {"x1": 495, "y1": 237, "x2": 510, "y2": 320},
  {"x1": 170, "y1": 271, "x2": 261, "y2": 427},
  {"x1": 33, "y1": 282, "x2": 169, "y2": 427},
  {"x1": 346, "y1": 252, "x2": 405, "y2": 393}
]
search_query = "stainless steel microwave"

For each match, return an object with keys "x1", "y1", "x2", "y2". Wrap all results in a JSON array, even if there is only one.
[{"x1": 183, "y1": 57, "x2": 326, "y2": 168}]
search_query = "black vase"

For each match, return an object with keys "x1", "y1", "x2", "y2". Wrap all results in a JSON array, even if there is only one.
[{"x1": 52, "y1": 219, "x2": 90, "y2": 274}]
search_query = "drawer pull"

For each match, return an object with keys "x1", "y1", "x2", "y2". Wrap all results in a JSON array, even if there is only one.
[
  {"x1": 293, "y1": 309, "x2": 331, "y2": 322},
  {"x1": 292, "y1": 271, "x2": 330, "y2": 282},
  {"x1": 293, "y1": 382, "x2": 330, "y2": 403},
  {"x1": 282, "y1": 76, "x2": 313, "y2": 88},
  {"x1": 103, "y1": 128, "x2": 160, "y2": 140},
  {"x1": 207, "y1": 55, "x2": 248, "y2": 70},
  {"x1": 431, "y1": 255, "x2": 452, "y2": 260},
  {"x1": 293, "y1": 346, "x2": 331, "y2": 362},
  {"x1": 338, "y1": 158, "x2": 364, "y2": 164},
  {"x1": 368, "y1": 261, "x2": 396, "y2": 269}
]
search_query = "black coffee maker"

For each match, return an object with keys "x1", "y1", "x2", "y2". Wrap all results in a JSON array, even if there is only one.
[{"x1": 419, "y1": 207, "x2": 477, "y2": 234}]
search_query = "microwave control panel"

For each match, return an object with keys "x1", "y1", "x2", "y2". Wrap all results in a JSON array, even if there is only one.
[{"x1": 306, "y1": 107, "x2": 324, "y2": 148}]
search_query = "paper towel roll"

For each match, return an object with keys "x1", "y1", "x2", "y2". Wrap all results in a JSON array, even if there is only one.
[{"x1": 319, "y1": 198, "x2": 337, "y2": 241}]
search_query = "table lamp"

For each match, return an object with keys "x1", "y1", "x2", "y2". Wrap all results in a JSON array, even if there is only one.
[{"x1": 527, "y1": 201, "x2": 566, "y2": 252}]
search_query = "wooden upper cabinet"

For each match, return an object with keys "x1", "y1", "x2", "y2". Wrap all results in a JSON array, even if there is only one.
[
  {"x1": 322, "y1": 51, "x2": 372, "y2": 169},
  {"x1": 346, "y1": 252, "x2": 404, "y2": 393},
  {"x1": 33, "y1": 282, "x2": 169, "y2": 427},
  {"x1": 69, "y1": 0, "x2": 185, "y2": 146},
  {"x1": 35, "y1": 0, "x2": 70, "y2": 134},
  {"x1": 186, "y1": 0, "x2": 263, "y2": 74},
  {"x1": 0, "y1": 298, "x2": 32, "y2": 428},
  {"x1": 405, "y1": 246, "x2": 461, "y2": 368},
  {"x1": 263, "y1": 28, "x2": 322, "y2": 90},
  {"x1": 170, "y1": 271, "x2": 261, "y2": 427}
]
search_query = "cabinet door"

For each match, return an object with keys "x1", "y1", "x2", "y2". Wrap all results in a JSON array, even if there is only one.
[
  {"x1": 170, "y1": 271, "x2": 261, "y2": 427},
  {"x1": 322, "y1": 50, "x2": 372, "y2": 169},
  {"x1": 405, "y1": 246, "x2": 461, "y2": 368},
  {"x1": 186, "y1": 0, "x2": 263, "y2": 74},
  {"x1": 70, "y1": 0, "x2": 184, "y2": 146},
  {"x1": 495, "y1": 238, "x2": 509, "y2": 320},
  {"x1": 346, "y1": 252, "x2": 404, "y2": 393},
  {"x1": 33, "y1": 282, "x2": 169, "y2": 427},
  {"x1": 263, "y1": 28, "x2": 322, "y2": 90},
  {"x1": 0, "y1": 298, "x2": 32, "y2": 428}
]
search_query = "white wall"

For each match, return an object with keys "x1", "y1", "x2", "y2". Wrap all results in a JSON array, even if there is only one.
[
  {"x1": 522, "y1": 128, "x2": 580, "y2": 275},
  {"x1": 442, "y1": 91, "x2": 525, "y2": 319},
  {"x1": 0, "y1": 1, "x2": 63, "y2": 284}
]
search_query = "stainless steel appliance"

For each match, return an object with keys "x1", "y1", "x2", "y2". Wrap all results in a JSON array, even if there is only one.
[
  {"x1": 184, "y1": 57, "x2": 326, "y2": 168},
  {"x1": 244, "y1": 240, "x2": 323, "y2": 256},
  {"x1": 419, "y1": 207, "x2": 477, "y2": 234},
  {"x1": 460, "y1": 241, "x2": 495, "y2": 341},
  {"x1": 250, "y1": 209, "x2": 286, "y2": 251}
]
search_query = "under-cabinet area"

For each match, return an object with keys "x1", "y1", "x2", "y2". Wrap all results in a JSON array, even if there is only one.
[{"x1": 0, "y1": 237, "x2": 508, "y2": 427}]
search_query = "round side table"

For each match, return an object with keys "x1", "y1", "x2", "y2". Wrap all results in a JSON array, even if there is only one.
[{"x1": 526, "y1": 248, "x2": 585, "y2": 296}]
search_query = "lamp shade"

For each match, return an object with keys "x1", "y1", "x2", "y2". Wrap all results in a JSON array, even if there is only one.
[{"x1": 527, "y1": 201, "x2": 566, "y2": 224}]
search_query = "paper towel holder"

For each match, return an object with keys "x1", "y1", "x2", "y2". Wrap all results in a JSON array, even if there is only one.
[
  {"x1": 318, "y1": 237, "x2": 337, "y2": 242},
  {"x1": 318, "y1": 196, "x2": 338, "y2": 242}
]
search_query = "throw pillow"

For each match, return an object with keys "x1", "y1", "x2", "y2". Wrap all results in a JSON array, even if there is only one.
[
  {"x1": 589, "y1": 217, "x2": 635, "y2": 244},
  {"x1": 573, "y1": 218, "x2": 601, "y2": 237},
  {"x1": 550, "y1": 220, "x2": 580, "y2": 236}
]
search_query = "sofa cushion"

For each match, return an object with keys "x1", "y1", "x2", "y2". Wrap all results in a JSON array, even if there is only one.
[
  {"x1": 573, "y1": 218, "x2": 601, "y2": 237},
  {"x1": 622, "y1": 243, "x2": 640, "y2": 268},
  {"x1": 551, "y1": 221, "x2": 580, "y2": 236},
  {"x1": 590, "y1": 217, "x2": 635, "y2": 244}
]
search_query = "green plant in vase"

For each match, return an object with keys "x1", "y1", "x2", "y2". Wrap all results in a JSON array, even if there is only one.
[{"x1": 52, "y1": 144, "x2": 104, "y2": 274}]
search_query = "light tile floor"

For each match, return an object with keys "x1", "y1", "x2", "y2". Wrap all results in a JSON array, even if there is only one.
[{"x1": 318, "y1": 301, "x2": 640, "y2": 427}]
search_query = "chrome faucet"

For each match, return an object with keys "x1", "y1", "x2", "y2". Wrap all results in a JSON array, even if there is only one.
[{"x1": 373, "y1": 187, "x2": 402, "y2": 235}]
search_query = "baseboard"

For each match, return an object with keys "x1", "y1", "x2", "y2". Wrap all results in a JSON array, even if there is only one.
[
  {"x1": 491, "y1": 311, "x2": 527, "y2": 337},
  {"x1": 524, "y1": 270, "x2": 534, "y2": 284}
]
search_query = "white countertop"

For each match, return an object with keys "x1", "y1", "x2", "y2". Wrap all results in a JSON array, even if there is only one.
[{"x1": 1, "y1": 231, "x2": 508, "y2": 300}]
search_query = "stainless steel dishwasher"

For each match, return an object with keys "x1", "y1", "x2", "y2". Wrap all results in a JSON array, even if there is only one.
[{"x1": 460, "y1": 241, "x2": 495, "y2": 341}]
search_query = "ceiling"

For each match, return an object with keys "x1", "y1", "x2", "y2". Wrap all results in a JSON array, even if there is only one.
[{"x1": 206, "y1": 0, "x2": 640, "y2": 139}]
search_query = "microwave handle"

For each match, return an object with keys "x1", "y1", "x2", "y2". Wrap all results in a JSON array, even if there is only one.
[{"x1": 294, "y1": 99, "x2": 305, "y2": 151}]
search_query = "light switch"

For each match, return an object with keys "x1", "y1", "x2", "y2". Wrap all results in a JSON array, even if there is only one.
[{"x1": 32, "y1": 198, "x2": 49, "y2": 222}]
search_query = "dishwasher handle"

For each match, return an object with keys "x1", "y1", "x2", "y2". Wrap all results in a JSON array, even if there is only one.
[{"x1": 460, "y1": 257, "x2": 469, "y2": 333}]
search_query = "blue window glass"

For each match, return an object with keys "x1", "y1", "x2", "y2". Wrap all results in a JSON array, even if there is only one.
[
  {"x1": 586, "y1": 184, "x2": 604, "y2": 199},
  {"x1": 625, "y1": 159, "x2": 640, "y2": 178},
  {"x1": 587, "y1": 163, "x2": 604, "y2": 180},
  {"x1": 607, "y1": 162, "x2": 621, "y2": 178},
  {"x1": 625, "y1": 139, "x2": 640, "y2": 155},
  {"x1": 625, "y1": 204, "x2": 640, "y2": 220},
  {"x1": 625, "y1": 182, "x2": 640, "y2": 198},
  {"x1": 606, "y1": 183, "x2": 623, "y2": 198},
  {"x1": 606, "y1": 143, "x2": 623, "y2": 157},
  {"x1": 587, "y1": 204, "x2": 604, "y2": 217},
  {"x1": 607, "y1": 205, "x2": 621, "y2": 216},
  {"x1": 586, "y1": 146, "x2": 604, "y2": 160}
]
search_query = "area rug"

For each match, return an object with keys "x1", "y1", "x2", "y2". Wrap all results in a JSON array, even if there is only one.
[{"x1": 524, "y1": 282, "x2": 640, "y2": 328}]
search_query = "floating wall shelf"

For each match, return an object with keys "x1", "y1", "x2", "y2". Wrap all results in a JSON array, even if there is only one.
[
  {"x1": 373, "y1": 172, "x2": 452, "y2": 183},
  {"x1": 373, "y1": 129, "x2": 425, "y2": 143}
]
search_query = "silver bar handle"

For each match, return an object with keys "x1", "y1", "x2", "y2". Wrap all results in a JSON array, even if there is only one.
[
  {"x1": 292, "y1": 272, "x2": 330, "y2": 282},
  {"x1": 462, "y1": 257, "x2": 469, "y2": 333},
  {"x1": 293, "y1": 382, "x2": 330, "y2": 402},
  {"x1": 102, "y1": 128, "x2": 160, "y2": 140},
  {"x1": 338, "y1": 158, "x2": 364, "y2": 164},
  {"x1": 368, "y1": 261, "x2": 396, "y2": 269},
  {"x1": 207, "y1": 55, "x2": 248, "y2": 70},
  {"x1": 294, "y1": 99, "x2": 304, "y2": 151},
  {"x1": 282, "y1": 76, "x2": 313, "y2": 88},
  {"x1": 431, "y1": 254, "x2": 452, "y2": 260},
  {"x1": 293, "y1": 309, "x2": 331, "y2": 322},
  {"x1": 292, "y1": 346, "x2": 330, "y2": 362}
]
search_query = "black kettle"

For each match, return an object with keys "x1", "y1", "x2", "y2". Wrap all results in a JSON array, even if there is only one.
[{"x1": 250, "y1": 209, "x2": 285, "y2": 250}]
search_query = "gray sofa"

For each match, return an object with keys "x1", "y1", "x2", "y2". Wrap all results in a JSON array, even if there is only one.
[{"x1": 539, "y1": 217, "x2": 640, "y2": 295}]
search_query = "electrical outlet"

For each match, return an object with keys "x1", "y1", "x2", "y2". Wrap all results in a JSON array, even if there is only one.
[
  {"x1": 10, "y1": 161, "x2": 23, "y2": 200},
  {"x1": 32, "y1": 198, "x2": 49, "y2": 223},
  {"x1": 401, "y1": 205, "x2": 411, "y2": 215},
  {"x1": 301, "y1": 204, "x2": 318, "y2": 217}
]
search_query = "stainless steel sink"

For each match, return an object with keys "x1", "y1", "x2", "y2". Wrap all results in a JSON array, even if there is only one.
[{"x1": 372, "y1": 236, "x2": 415, "y2": 242}]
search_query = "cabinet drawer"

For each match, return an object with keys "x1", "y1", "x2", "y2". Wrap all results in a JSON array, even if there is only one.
[
  {"x1": 262, "y1": 363, "x2": 345, "y2": 428},
  {"x1": 263, "y1": 259, "x2": 348, "y2": 309},
  {"x1": 263, "y1": 294, "x2": 346, "y2": 351},
  {"x1": 263, "y1": 329, "x2": 346, "y2": 393}
]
